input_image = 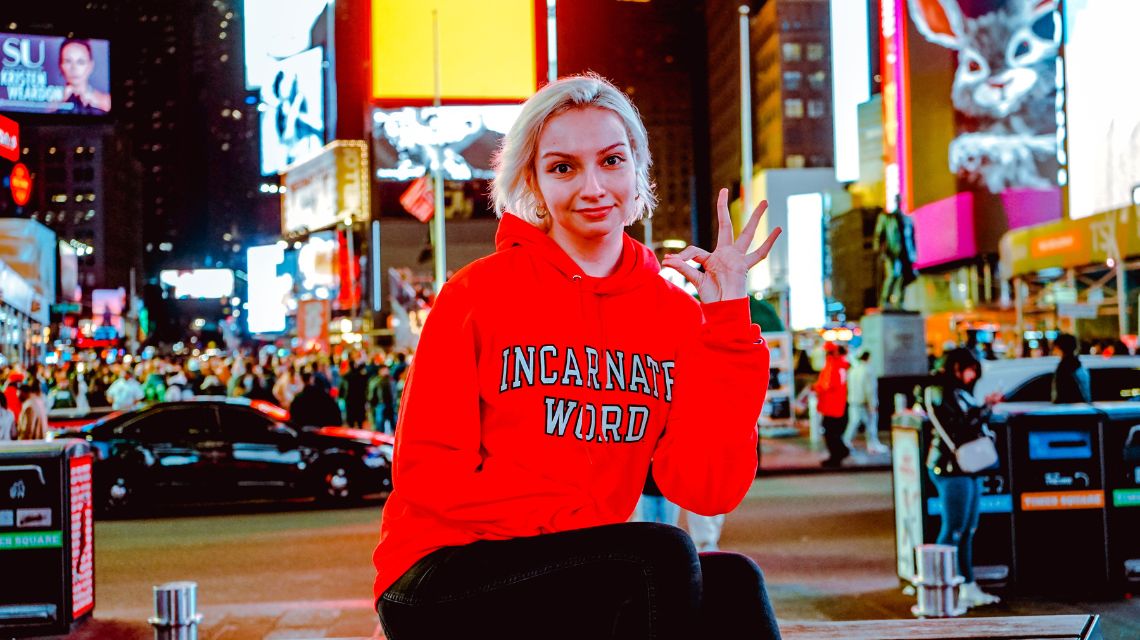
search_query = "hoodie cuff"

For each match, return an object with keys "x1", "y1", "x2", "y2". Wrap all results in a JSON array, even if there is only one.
[{"x1": 699, "y1": 298, "x2": 763, "y2": 344}]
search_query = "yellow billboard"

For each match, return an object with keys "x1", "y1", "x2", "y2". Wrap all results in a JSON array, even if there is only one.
[{"x1": 371, "y1": 0, "x2": 542, "y2": 104}]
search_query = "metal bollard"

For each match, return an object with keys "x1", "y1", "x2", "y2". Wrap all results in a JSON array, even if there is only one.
[
  {"x1": 148, "y1": 581, "x2": 203, "y2": 640},
  {"x1": 910, "y1": 544, "x2": 965, "y2": 618}
]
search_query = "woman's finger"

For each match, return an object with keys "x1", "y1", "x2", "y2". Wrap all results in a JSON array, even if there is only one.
[
  {"x1": 736, "y1": 200, "x2": 769, "y2": 252},
  {"x1": 715, "y1": 188, "x2": 734, "y2": 249},
  {"x1": 746, "y1": 227, "x2": 783, "y2": 268},
  {"x1": 662, "y1": 256, "x2": 703, "y2": 288},
  {"x1": 672, "y1": 246, "x2": 711, "y2": 264}
]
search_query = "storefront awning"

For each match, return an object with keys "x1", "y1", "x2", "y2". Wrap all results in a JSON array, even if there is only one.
[{"x1": 999, "y1": 206, "x2": 1135, "y2": 279}]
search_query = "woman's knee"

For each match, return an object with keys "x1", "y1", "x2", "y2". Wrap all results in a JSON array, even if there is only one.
[{"x1": 700, "y1": 552, "x2": 766, "y2": 594}]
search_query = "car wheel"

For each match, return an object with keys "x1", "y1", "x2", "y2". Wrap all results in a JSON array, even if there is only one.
[
  {"x1": 316, "y1": 459, "x2": 361, "y2": 503},
  {"x1": 103, "y1": 475, "x2": 133, "y2": 513}
]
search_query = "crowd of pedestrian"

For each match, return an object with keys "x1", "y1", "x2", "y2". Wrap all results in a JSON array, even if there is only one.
[{"x1": 0, "y1": 346, "x2": 413, "y2": 441}]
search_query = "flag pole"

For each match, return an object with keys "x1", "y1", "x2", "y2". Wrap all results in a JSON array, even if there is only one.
[
  {"x1": 739, "y1": 5, "x2": 753, "y2": 217},
  {"x1": 432, "y1": 9, "x2": 447, "y2": 294}
]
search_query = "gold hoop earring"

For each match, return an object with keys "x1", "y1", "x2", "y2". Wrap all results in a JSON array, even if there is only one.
[{"x1": 536, "y1": 205, "x2": 548, "y2": 219}]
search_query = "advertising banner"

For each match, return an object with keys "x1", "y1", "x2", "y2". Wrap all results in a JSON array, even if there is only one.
[
  {"x1": 69, "y1": 455, "x2": 93, "y2": 618},
  {"x1": 370, "y1": 0, "x2": 546, "y2": 105},
  {"x1": 281, "y1": 141, "x2": 369, "y2": 234},
  {"x1": 245, "y1": 244, "x2": 292, "y2": 334},
  {"x1": 1064, "y1": 0, "x2": 1140, "y2": 220},
  {"x1": 158, "y1": 269, "x2": 235, "y2": 299},
  {"x1": 0, "y1": 218, "x2": 55, "y2": 323},
  {"x1": 889, "y1": 0, "x2": 1066, "y2": 268},
  {"x1": 260, "y1": 46, "x2": 325, "y2": 176},
  {"x1": 0, "y1": 33, "x2": 111, "y2": 116},
  {"x1": 1000, "y1": 206, "x2": 1136, "y2": 277},
  {"x1": 371, "y1": 105, "x2": 522, "y2": 181},
  {"x1": 0, "y1": 113, "x2": 17, "y2": 161},
  {"x1": 90, "y1": 288, "x2": 125, "y2": 340},
  {"x1": 296, "y1": 298, "x2": 329, "y2": 353}
]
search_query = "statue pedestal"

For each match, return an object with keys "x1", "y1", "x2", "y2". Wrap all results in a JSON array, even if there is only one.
[{"x1": 861, "y1": 310, "x2": 928, "y2": 378}]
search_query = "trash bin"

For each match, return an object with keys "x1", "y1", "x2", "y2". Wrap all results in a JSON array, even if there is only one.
[
  {"x1": 1100, "y1": 403, "x2": 1140, "y2": 594},
  {"x1": 1006, "y1": 405, "x2": 1109, "y2": 597},
  {"x1": 0, "y1": 440, "x2": 95, "y2": 637}
]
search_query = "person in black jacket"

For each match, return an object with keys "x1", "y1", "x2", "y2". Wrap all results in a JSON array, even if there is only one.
[
  {"x1": 924, "y1": 348, "x2": 1002, "y2": 609},
  {"x1": 1051, "y1": 333, "x2": 1091, "y2": 404},
  {"x1": 289, "y1": 371, "x2": 343, "y2": 428}
]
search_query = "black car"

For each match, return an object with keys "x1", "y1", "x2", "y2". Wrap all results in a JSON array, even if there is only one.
[{"x1": 48, "y1": 398, "x2": 393, "y2": 512}]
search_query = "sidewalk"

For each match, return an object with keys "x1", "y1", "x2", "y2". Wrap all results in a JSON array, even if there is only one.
[{"x1": 760, "y1": 421, "x2": 891, "y2": 474}]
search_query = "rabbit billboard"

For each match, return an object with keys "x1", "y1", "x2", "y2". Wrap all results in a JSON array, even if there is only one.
[{"x1": 886, "y1": 0, "x2": 1066, "y2": 268}]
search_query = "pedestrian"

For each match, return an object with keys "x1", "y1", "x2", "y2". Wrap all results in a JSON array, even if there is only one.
[
  {"x1": 339, "y1": 360, "x2": 370, "y2": 428},
  {"x1": 843, "y1": 350, "x2": 887, "y2": 454},
  {"x1": 924, "y1": 348, "x2": 1002, "y2": 608},
  {"x1": 165, "y1": 369, "x2": 189, "y2": 402},
  {"x1": 289, "y1": 370, "x2": 342, "y2": 428},
  {"x1": 1051, "y1": 333, "x2": 1090, "y2": 404},
  {"x1": 16, "y1": 383, "x2": 48, "y2": 440},
  {"x1": 273, "y1": 366, "x2": 303, "y2": 409},
  {"x1": 105, "y1": 370, "x2": 144, "y2": 410},
  {"x1": 631, "y1": 464, "x2": 680, "y2": 526},
  {"x1": 0, "y1": 394, "x2": 14, "y2": 441},
  {"x1": 5, "y1": 371, "x2": 24, "y2": 422},
  {"x1": 815, "y1": 343, "x2": 850, "y2": 467},
  {"x1": 367, "y1": 364, "x2": 396, "y2": 433},
  {"x1": 373, "y1": 74, "x2": 783, "y2": 640}
]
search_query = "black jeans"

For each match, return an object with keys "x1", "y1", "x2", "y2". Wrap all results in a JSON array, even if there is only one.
[
  {"x1": 377, "y1": 522, "x2": 782, "y2": 640},
  {"x1": 821, "y1": 414, "x2": 850, "y2": 466}
]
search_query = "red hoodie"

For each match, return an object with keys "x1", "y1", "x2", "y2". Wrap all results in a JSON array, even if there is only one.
[{"x1": 372, "y1": 213, "x2": 771, "y2": 600}]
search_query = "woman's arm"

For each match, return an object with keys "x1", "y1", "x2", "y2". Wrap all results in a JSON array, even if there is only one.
[
  {"x1": 391, "y1": 279, "x2": 589, "y2": 538},
  {"x1": 651, "y1": 298, "x2": 769, "y2": 516}
]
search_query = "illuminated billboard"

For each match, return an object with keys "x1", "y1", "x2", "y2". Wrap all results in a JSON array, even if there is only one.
[
  {"x1": 281, "y1": 141, "x2": 370, "y2": 234},
  {"x1": 889, "y1": 0, "x2": 1065, "y2": 268},
  {"x1": 371, "y1": 105, "x2": 522, "y2": 181},
  {"x1": 0, "y1": 218, "x2": 56, "y2": 324},
  {"x1": 91, "y1": 288, "x2": 125, "y2": 339},
  {"x1": 370, "y1": 0, "x2": 545, "y2": 105},
  {"x1": 244, "y1": 0, "x2": 331, "y2": 175},
  {"x1": 0, "y1": 33, "x2": 111, "y2": 116},
  {"x1": 246, "y1": 244, "x2": 292, "y2": 334},
  {"x1": 787, "y1": 193, "x2": 826, "y2": 331},
  {"x1": 159, "y1": 269, "x2": 235, "y2": 299},
  {"x1": 1064, "y1": 0, "x2": 1140, "y2": 220},
  {"x1": 830, "y1": 0, "x2": 871, "y2": 183},
  {"x1": 0, "y1": 113, "x2": 17, "y2": 161}
]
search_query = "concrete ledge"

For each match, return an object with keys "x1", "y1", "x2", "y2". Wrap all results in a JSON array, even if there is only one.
[{"x1": 780, "y1": 614, "x2": 1101, "y2": 640}]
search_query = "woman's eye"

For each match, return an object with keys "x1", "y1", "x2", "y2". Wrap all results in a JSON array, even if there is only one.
[
  {"x1": 603, "y1": 155, "x2": 624, "y2": 166},
  {"x1": 550, "y1": 163, "x2": 571, "y2": 174}
]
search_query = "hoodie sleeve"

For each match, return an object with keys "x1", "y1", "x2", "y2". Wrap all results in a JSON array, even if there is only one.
[
  {"x1": 390, "y1": 278, "x2": 588, "y2": 538},
  {"x1": 652, "y1": 297, "x2": 769, "y2": 516}
]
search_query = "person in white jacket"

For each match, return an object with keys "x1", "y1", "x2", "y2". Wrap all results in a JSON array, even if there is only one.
[{"x1": 843, "y1": 350, "x2": 887, "y2": 454}]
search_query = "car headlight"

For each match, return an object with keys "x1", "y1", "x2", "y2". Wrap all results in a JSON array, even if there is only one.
[{"x1": 364, "y1": 444, "x2": 393, "y2": 468}]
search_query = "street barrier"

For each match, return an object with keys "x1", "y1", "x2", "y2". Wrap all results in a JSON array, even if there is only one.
[
  {"x1": 0, "y1": 440, "x2": 95, "y2": 637},
  {"x1": 149, "y1": 581, "x2": 202, "y2": 640},
  {"x1": 910, "y1": 544, "x2": 965, "y2": 618}
]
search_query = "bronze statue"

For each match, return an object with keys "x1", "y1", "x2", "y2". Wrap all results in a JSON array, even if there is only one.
[{"x1": 873, "y1": 207, "x2": 918, "y2": 309}]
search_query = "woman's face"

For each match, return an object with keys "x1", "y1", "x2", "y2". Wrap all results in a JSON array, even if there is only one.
[
  {"x1": 60, "y1": 43, "x2": 94, "y2": 87},
  {"x1": 533, "y1": 107, "x2": 637, "y2": 244}
]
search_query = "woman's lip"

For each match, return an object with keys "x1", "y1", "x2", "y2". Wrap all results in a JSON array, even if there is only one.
[{"x1": 576, "y1": 206, "x2": 613, "y2": 216}]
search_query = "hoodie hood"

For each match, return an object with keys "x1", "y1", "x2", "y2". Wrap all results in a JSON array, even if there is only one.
[{"x1": 494, "y1": 213, "x2": 660, "y2": 295}]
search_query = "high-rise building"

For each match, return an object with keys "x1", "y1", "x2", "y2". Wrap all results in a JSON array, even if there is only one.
[{"x1": 558, "y1": 0, "x2": 707, "y2": 247}]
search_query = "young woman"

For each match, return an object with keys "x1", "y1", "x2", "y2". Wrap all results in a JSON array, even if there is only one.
[
  {"x1": 373, "y1": 74, "x2": 783, "y2": 640},
  {"x1": 925, "y1": 348, "x2": 1003, "y2": 607}
]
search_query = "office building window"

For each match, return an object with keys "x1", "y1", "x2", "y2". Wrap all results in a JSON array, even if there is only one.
[
  {"x1": 808, "y1": 100, "x2": 826, "y2": 118},
  {"x1": 782, "y1": 42, "x2": 802, "y2": 62},
  {"x1": 807, "y1": 43, "x2": 825, "y2": 61},
  {"x1": 783, "y1": 71, "x2": 802, "y2": 91},
  {"x1": 785, "y1": 99, "x2": 804, "y2": 119},
  {"x1": 809, "y1": 70, "x2": 827, "y2": 91}
]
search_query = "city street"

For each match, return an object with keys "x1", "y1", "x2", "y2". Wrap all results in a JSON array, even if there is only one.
[{"x1": 51, "y1": 471, "x2": 1140, "y2": 640}]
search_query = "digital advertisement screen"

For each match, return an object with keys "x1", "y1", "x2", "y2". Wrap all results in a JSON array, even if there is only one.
[
  {"x1": 1064, "y1": 0, "x2": 1140, "y2": 220},
  {"x1": 0, "y1": 33, "x2": 111, "y2": 116},
  {"x1": 244, "y1": 0, "x2": 331, "y2": 176},
  {"x1": 159, "y1": 269, "x2": 235, "y2": 300},
  {"x1": 787, "y1": 193, "x2": 826, "y2": 332},
  {"x1": 830, "y1": 0, "x2": 871, "y2": 183},
  {"x1": 894, "y1": 0, "x2": 1065, "y2": 267},
  {"x1": 371, "y1": 0, "x2": 543, "y2": 105},
  {"x1": 371, "y1": 105, "x2": 522, "y2": 181},
  {"x1": 90, "y1": 288, "x2": 125, "y2": 338},
  {"x1": 259, "y1": 46, "x2": 325, "y2": 175},
  {"x1": 246, "y1": 244, "x2": 292, "y2": 334}
]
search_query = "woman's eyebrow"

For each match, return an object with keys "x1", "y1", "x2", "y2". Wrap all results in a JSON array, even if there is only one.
[{"x1": 540, "y1": 142, "x2": 627, "y2": 160}]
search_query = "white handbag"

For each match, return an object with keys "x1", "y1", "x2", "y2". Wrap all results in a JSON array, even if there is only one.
[{"x1": 924, "y1": 387, "x2": 998, "y2": 473}]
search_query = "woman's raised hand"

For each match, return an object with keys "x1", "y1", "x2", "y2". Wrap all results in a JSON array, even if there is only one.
[{"x1": 661, "y1": 188, "x2": 782, "y2": 303}]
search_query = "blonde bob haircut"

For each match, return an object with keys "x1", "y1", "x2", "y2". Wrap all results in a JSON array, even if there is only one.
[{"x1": 492, "y1": 73, "x2": 656, "y2": 228}]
